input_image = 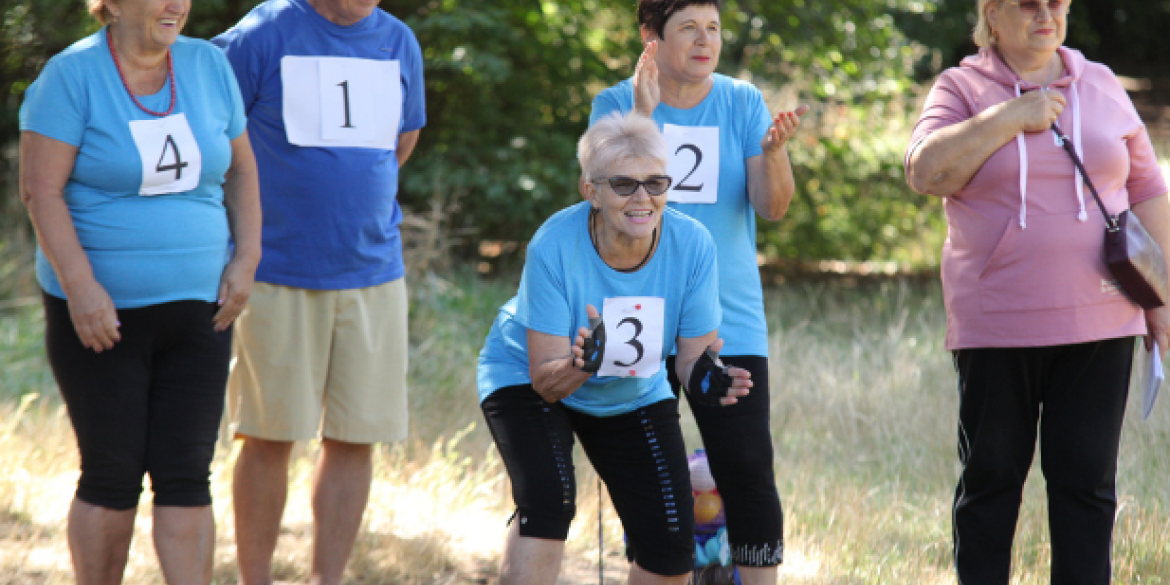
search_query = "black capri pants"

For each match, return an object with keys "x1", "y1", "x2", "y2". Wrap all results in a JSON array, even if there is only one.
[
  {"x1": 482, "y1": 384, "x2": 696, "y2": 576},
  {"x1": 44, "y1": 293, "x2": 231, "y2": 511},
  {"x1": 666, "y1": 354, "x2": 784, "y2": 566}
]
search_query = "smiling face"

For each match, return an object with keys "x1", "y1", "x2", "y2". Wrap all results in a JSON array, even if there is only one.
[
  {"x1": 107, "y1": 0, "x2": 189, "y2": 52},
  {"x1": 586, "y1": 157, "x2": 668, "y2": 248},
  {"x1": 645, "y1": 3, "x2": 722, "y2": 85},
  {"x1": 309, "y1": 0, "x2": 381, "y2": 26},
  {"x1": 988, "y1": 0, "x2": 1068, "y2": 59}
]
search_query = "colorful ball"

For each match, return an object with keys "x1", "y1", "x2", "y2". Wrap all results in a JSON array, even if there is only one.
[{"x1": 694, "y1": 492, "x2": 724, "y2": 526}]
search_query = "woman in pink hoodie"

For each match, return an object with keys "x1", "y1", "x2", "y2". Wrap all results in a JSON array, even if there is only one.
[{"x1": 905, "y1": 1, "x2": 1170, "y2": 583}]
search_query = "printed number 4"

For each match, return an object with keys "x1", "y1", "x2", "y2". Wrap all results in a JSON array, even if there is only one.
[
  {"x1": 613, "y1": 317, "x2": 645, "y2": 367},
  {"x1": 156, "y1": 134, "x2": 188, "y2": 181}
]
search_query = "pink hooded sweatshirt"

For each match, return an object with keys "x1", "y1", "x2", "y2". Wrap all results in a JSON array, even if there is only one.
[{"x1": 908, "y1": 47, "x2": 1168, "y2": 350}]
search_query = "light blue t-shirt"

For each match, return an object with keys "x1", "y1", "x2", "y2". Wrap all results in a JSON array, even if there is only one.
[
  {"x1": 213, "y1": 0, "x2": 427, "y2": 290},
  {"x1": 477, "y1": 203, "x2": 721, "y2": 417},
  {"x1": 590, "y1": 74, "x2": 772, "y2": 357},
  {"x1": 19, "y1": 31, "x2": 247, "y2": 308}
]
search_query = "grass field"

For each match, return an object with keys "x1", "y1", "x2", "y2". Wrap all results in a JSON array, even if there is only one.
[{"x1": 1, "y1": 271, "x2": 1169, "y2": 584}]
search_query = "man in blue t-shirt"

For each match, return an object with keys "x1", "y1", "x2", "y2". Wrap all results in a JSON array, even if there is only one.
[{"x1": 212, "y1": 1, "x2": 426, "y2": 583}]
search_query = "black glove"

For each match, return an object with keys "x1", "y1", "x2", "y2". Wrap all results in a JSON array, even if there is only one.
[
  {"x1": 578, "y1": 315, "x2": 606, "y2": 373},
  {"x1": 686, "y1": 346, "x2": 733, "y2": 406}
]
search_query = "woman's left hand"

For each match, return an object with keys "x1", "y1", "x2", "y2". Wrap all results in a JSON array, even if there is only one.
[
  {"x1": 212, "y1": 256, "x2": 257, "y2": 332},
  {"x1": 1145, "y1": 305, "x2": 1170, "y2": 360},
  {"x1": 760, "y1": 104, "x2": 810, "y2": 155}
]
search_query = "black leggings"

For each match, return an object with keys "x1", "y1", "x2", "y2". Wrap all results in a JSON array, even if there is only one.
[
  {"x1": 44, "y1": 293, "x2": 231, "y2": 510},
  {"x1": 952, "y1": 338, "x2": 1133, "y2": 585},
  {"x1": 482, "y1": 385, "x2": 695, "y2": 576},
  {"x1": 667, "y1": 354, "x2": 784, "y2": 566}
]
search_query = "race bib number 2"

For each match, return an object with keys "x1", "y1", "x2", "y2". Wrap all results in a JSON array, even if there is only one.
[
  {"x1": 128, "y1": 113, "x2": 201, "y2": 196},
  {"x1": 281, "y1": 56, "x2": 402, "y2": 149},
  {"x1": 597, "y1": 297, "x2": 665, "y2": 378},
  {"x1": 663, "y1": 124, "x2": 720, "y2": 204}
]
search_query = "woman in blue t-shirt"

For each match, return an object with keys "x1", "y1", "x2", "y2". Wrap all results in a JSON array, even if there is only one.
[
  {"x1": 478, "y1": 113, "x2": 752, "y2": 584},
  {"x1": 17, "y1": 1, "x2": 260, "y2": 582},
  {"x1": 589, "y1": 1, "x2": 808, "y2": 580}
]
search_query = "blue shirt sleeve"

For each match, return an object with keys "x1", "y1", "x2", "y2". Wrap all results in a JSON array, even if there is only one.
[
  {"x1": 515, "y1": 240, "x2": 573, "y2": 338},
  {"x1": 19, "y1": 57, "x2": 87, "y2": 147},
  {"x1": 211, "y1": 28, "x2": 261, "y2": 116},
  {"x1": 210, "y1": 46, "x2": 248, "y2": 139},
  {"x1": 400, "y1": 30, "x2": 426, "y2": 133},
  {"x1": 741, "y1": 83, "x2": 771, "y2": 160},
  {"x1": 677, "y1": 225, "x2": 721, "y2": 339},
  {"x1": 589, "y1": 86, "x2": 628, "y2": 126}
]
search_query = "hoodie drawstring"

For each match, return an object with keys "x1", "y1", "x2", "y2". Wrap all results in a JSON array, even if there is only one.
[{"x1": 1013, "y1": 78, "x2": 1084, "y2": 229}]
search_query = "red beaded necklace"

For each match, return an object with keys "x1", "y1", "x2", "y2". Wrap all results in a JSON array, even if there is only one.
[{"x1": 107, "y1": 27, "x2": 176, "y2": 117}]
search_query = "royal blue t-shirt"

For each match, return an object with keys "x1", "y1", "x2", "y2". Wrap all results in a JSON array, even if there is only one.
[
  {"x1": 590, "y1": 74, "x2": 772, "y2": 357},
  {"x1": 213, "y1": 0, "x2": 426, "y2": 289},
  {"x1": 19, "y1": 31, "x2": 246, "y2": 308},
  {"x1": 477, "y1": 203, "x2": 721, "y2": 417}
]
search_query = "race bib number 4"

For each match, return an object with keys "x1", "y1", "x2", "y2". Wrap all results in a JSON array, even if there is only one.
[
  {"x1": 129, "y1": 113, "x2": 201, "y2": 196},
  {"x1": 597, "y1": 297, "x2": 665, "y2": 378},
  {"x1": 663, "y1": 124, "x2": 720, "y2": 204},
  {"x1": 281, "y1": 56, "x2": 402, "y2": 149}
]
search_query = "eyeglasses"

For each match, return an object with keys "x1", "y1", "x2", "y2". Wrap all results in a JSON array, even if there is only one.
[
  {"x1": 1008, "y1": 0, "x2": 1069, "y2": 18},
  {"x1": 592, "y1": 175, "x2": 673, "y2": 196}
]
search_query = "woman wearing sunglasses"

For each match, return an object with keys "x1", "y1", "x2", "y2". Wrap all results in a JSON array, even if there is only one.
[
  {"x1": 905, "y1": 1, "x2": 1170, "y2": 583},
  {"x1": 477, "y1": 112, "x2": 753, "y2": 584},
  {"x1": 588, "y1": 2, "x2": 804, "y2": 580}
]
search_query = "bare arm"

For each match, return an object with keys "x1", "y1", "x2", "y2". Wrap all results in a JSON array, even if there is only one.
[
  {"x1": 746, "y1": 104, "x2": 809, "y2": 221},
  {"x1": 528, "y1": 327, "x2": 593, "y2": 403},
  {"x1": 1131, "y1": 195, "x2": 1170, "y2": 357},
  {"x1": 906, "y1": 90, "x2": 1065, "y2": 197},
  {"x1": 212, "y1": 131, "x2": 263, "y2": 332},
  {"x1": 674, "y1": 334, "x2": 751, "y2": 406},
  {"x1": 19, "y1": 131, "x2": 120, "y2": 351},
  {"x1": 396, "y1": 129, "x2": 421, "y2": 167}
]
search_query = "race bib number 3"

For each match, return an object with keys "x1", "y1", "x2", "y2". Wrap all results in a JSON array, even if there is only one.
[
  {"x1": 281, "y1": 56, "x2": 402, "y2": 149},
  {"x1": 663, "y1": 124, "x2": 720, "y2": 204},
  {"x1": 597, "y1": 297, "x2": 665, "y2": 379},
  {"x1": 129, "y1": 113, "x2": 201, "y2": 196}
]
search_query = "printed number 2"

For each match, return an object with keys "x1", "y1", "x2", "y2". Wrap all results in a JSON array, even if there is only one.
[
  {"x1": 613, "y1": 317, "x2": 645, "y2": 367},
  {"x1": 156, "y1": 134, "x2": 188, "y2": 181},
  {"x1": 674, "y1": 144, "x2": 704, "y2": 192},
  {"x1": 338, "y1": 80, "x2": 355, "y2": 128}
]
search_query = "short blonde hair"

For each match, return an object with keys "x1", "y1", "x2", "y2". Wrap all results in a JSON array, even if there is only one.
[
  {"x1": 973, "y1": 0, "x2": 1003, "y2": 48},
  {"x1": 577, "y1": 113, "x2": 668, "y2": 183},
  {"x1": 88, "y1": 0, "x2": 112, "y2": 25}
]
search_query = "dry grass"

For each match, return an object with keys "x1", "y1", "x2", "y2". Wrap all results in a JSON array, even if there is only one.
[{"x1": 1, "y1": 274, "x2": 1169, "y2": 584}]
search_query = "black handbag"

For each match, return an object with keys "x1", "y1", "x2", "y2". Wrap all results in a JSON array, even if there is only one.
[{"x1": 1052, "y1": 123, "x2": 1168, "y2": 309}]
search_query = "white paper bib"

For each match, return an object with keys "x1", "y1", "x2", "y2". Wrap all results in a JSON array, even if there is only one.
[
  {"x1": 597, "y1": 297, "x2": 665, "y2": 378},
  {"x1": 281, "y1": 56, "x2": 402, "y2": 149},
  {"x1": 129, "y1": 113, "x2": 202, "y2": 196},
  {"x1": 663, "y1": 124, "x2": 720, "y2": 204}
]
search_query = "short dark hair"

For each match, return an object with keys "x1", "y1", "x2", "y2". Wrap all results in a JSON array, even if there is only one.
[{"x1": 637, "y1": 0, "x2": 722, "y2": 40}]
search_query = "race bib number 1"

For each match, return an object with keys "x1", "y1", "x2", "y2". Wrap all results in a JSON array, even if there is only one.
[
  {"x1": 597, "y1": 297, "x2": 665, "y2": 379},
  {"x1": 281, "y1": 56, "x2": 402, "y2": 149},
  {"x1": 663, "y1": 124, "x2": 720, "y2": 204},
  {"x1": 128, "y1": 113, "x2": 201, "y2": 196}
]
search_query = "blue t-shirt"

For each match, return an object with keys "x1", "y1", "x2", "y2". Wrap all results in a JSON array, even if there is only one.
[
  {"x1": 590, "y1": 74, "x2": 772, "y2": 357},
  {"x1": 212, "y1": 0, "x2": 427, "y2": 289},
  {"x1": 477, "y1": 203, "x2": 721, "y2": 417},
  {"x1": 19, "y1": 31, "x2": 247, "y2": 308}
]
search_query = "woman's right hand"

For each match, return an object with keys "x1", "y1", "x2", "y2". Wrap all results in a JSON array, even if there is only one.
[
  {"x1": 1011, "y1": 89, "x2": 1066, "y2": 134},
  {"x1": 633, "y1": 40, "x2": 660, "y2": 116},
  {"x1": 66, "y1": 279, "x2": 120, "y2": 352}
]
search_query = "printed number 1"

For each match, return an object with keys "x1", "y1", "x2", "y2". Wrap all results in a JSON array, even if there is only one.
[
  {"x1": 156, "y1": 134, "x2": 188, "y2": 181},
  {"x1": 338, "y1": 80, "x2": 355, "y2": 128}
]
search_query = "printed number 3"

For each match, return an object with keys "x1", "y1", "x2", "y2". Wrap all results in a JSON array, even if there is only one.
[
  {"x1": 156, "y1": 134, "x2": 188, "y2": 181},
  {"x1": 613, "y1": 317, "x2": 645, "y2": 367},
  {"x1": 674, "y1": 144, "x2": 704, "y2": 192}
]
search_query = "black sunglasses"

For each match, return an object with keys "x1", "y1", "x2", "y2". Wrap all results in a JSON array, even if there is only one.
[{"x1": 593, "y1": 175, "x2": 673, "y2": 196}]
